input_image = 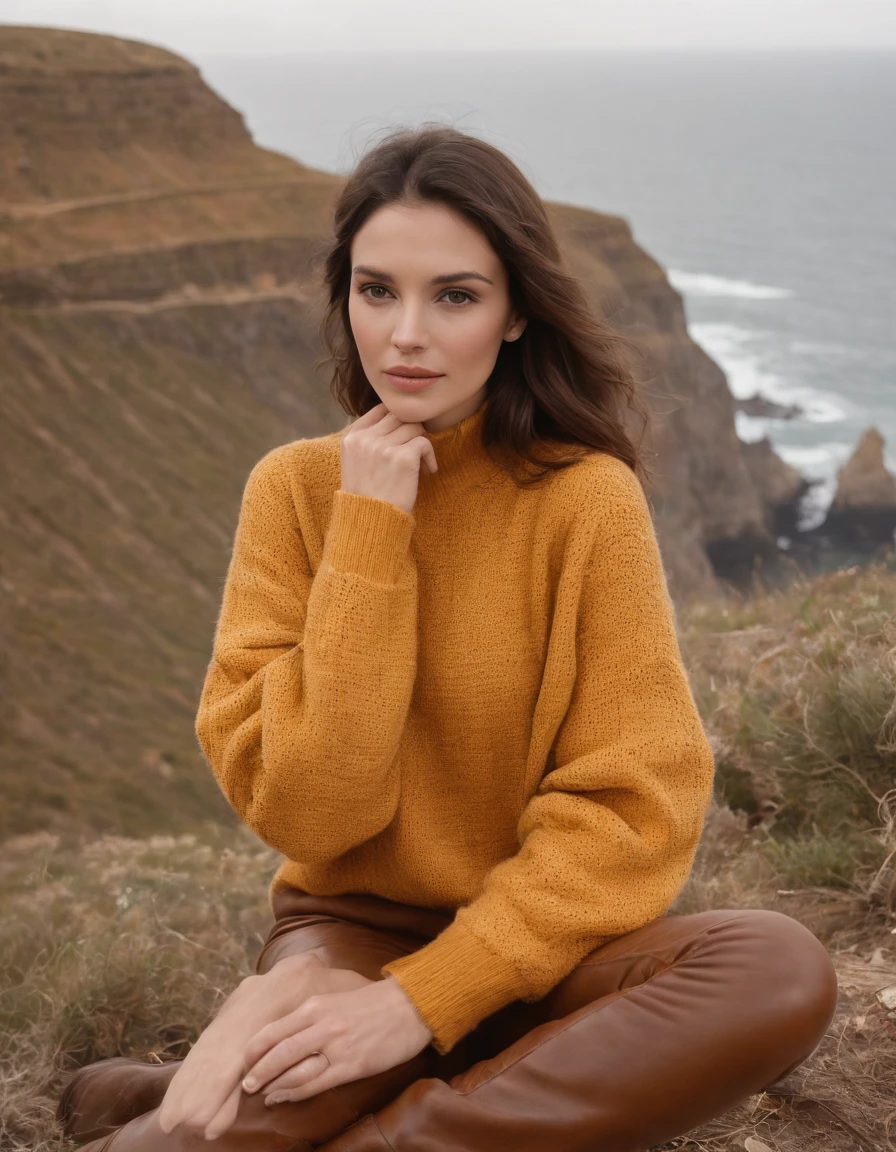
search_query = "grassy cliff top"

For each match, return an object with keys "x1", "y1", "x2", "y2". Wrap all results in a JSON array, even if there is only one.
[{"x1": 0, "y1": 24, "x2": 195, "y2": 74}]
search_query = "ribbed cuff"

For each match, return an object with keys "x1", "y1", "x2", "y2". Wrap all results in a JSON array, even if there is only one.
[
  {"x1": 322, "y1": 490, "x2": 415, "y2": 584},
  {"x1": 380, "y1": 919, "x2": 529, "y2": 1055}
]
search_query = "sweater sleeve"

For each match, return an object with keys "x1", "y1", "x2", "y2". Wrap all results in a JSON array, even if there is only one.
[
  {"x1": 381, "y1": 459, "x2": 716, "y2": 1054},
  {"x1": 195, "y1": 444, "x2": 418, "y2": 866}
]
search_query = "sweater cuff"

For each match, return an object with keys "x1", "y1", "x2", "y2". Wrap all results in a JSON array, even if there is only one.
[
  {"x1": 380, "y1": 919, "x2": 529, "y2": 1055},
  {"x1": 322, "y1": 490, "x2": 415, "y2": 584}
]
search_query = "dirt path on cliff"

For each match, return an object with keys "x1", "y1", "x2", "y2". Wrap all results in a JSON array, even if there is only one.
[
  {"x1": 43, "y1": 282, "x2": 314, "y2": 312},
  {"x1": 0, "y1": 175, "x2": 334, "y2": 219}
]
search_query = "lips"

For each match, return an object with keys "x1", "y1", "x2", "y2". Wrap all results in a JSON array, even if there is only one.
[
  {"x1": 385, "y1": 371, "x2": 442, "y2": 391},
  {"x1": 384, "y1": 369, "x2": 443, "y2": 378}
]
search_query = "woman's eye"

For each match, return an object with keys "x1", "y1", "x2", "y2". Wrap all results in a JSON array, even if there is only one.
[
  {"x1": 443, "y1": 289, "x2": 473, "y2": 305},
  {"x1": 359, "y1": 285, "x2": 473, "y2": 305}
]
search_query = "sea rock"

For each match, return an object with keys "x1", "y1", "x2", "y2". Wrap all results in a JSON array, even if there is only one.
[
  {"x1": 735, "y1": 392, "x2": 803, "y2": 420},
  {"x1": 820, "y1": 427, "x2": 896, "y2": 544},
  {"x1": 741, "y1": 437, "x2": 812, "y2": 537}
]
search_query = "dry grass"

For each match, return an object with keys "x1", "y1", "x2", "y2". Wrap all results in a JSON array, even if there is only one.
[
  {"x1": 0, "y1": 825, "x2": 277, "y2": 1151},
  {"x1": 666, "y1": 557, "x2": 896, "y2": 1151},
  {"x1": 2, "y1": 560, "x2": 895, "y2": 1151},
  {"x1": 679, "y1": 556, "x2": 896, "y2": 906}
]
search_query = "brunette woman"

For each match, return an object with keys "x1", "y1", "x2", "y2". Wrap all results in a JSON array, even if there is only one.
[{"x1": 57, "y1": 124, "x2": 838, "y2": 1152}]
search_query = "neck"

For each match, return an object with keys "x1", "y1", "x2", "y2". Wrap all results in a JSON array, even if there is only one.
[{"x1": 416, "y1": 393, "x2": 501, "y2": 501}]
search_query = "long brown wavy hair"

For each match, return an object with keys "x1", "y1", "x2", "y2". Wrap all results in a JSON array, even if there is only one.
[{"x1": 315, "y1": 123, "x2": 652, "y2": 489}]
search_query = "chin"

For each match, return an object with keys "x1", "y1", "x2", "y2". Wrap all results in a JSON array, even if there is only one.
[{"x1": 385, "y1": 396, "x2": 443, "y2": 421}]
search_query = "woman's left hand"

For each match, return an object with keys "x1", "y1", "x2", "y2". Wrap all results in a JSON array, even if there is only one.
[{"x1": 205, "y1": 975, "x2": 434, "y2": 1138}]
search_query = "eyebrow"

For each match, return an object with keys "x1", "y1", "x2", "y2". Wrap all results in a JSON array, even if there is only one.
[{"x1": 351, "y1": 265, "x2": 495, "y2": 287}]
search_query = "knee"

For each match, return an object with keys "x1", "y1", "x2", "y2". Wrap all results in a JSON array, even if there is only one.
[{"x1": 723, "y1": 908, "x2": 840, "y2": 1039}]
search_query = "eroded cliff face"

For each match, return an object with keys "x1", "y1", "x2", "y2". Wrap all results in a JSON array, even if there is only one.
[
  {"x1": 0, "y1": 25, "x2": 782, "y2": 839},
  {"x1": 0, "y1": 25, "x2": 304, "y2": 202},
  {"x1": 741, "y1": 436, "x2": 812, "y2": 539},
  {"x1": 552, "y1": 205, "x2": 776, "y2": 589}
]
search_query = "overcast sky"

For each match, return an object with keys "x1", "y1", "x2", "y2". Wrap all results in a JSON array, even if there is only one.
[{"x1": 3, "y1": 0, "x2": 896, "y2": 53}]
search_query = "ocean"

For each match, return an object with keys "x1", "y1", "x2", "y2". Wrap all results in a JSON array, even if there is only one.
[{"x1": 194, "y1": 49, "x2": 896, "y2": 529}]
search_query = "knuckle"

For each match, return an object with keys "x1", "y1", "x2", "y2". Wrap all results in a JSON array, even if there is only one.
[{"x1": 326, "y1": 1018, "x2": 346, "y2": 1042}]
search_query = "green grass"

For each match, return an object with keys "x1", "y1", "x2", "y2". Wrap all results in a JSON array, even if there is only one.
[{"x1": 679, "y1": 558, "x2": 896, "y2": 895}]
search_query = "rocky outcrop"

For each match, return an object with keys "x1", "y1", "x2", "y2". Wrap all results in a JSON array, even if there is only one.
[
  {"x1": 819, "y1": 427, "x2": 896, "y2": 545},
  {"x1": 549, "y1": 203, "x2": 778, "y2": 589},
  {"x1": 0, "y1": 24, "x2": 788, "y2": 839},
  {"x1": 0, "y1": 25, "x2": 306, "y2": 202},
  {"x1": 741, "y1": 436, "x2": 813, "y2": 538},
  {"x1": 735, "y1": 392, "x2": 804, "y2": 420}
]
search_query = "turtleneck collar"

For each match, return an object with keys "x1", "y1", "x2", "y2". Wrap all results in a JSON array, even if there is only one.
[{"x1": 416, "y1": 394, "x2": 503, "y2": 501}]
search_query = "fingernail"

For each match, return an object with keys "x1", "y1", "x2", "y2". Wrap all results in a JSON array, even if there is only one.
[
  {"x1": 266, "y1": 1095, "x2": 287, "y2": 1106},
  {"x1": 243, "y1": 1076, "x2": 256, "y2": 1091}
]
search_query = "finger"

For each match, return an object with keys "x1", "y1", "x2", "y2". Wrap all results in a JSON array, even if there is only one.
[
  {"x1": 243, "y1": 1004, "x2": 312, "y2": 1071},
  {"x1": 159, "y1": 1058, "x2": 243, "y2": 1135},
  {"x1": 399, "y1": 435, "x2": 437, "y2": 473},
  {"x1": 158, "y1": 1065, "x2": 212, "y2": 1134},
  {"x1": 348, "y1": 403, "x2": 389, "y2": 429},
  {"x1": 264, "y1": 1058, "x2": 355, "y2": 1106},
  {"x1": 203, "y1": 1080, "x2": 243, "y2": 1142},
  {"x1": 243, "y1": 1026, "x2": 326, "y2": 1093},
  {"x1": 260, "y1": 1052, "x2": 329, "y2": 1098},
  {"x1": 363, "y1": 411, "x2": 419, "y2": 442},
  {"x1": 158, "y1": 1064, "x2": 194, "y2": 1133},
  {"x1": 423, "y1": 442, "x2": 438, "y2": 472}
]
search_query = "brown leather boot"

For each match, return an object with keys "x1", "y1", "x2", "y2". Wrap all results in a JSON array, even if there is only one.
[
  {"x1": 56, "y1": 1057, "x2": 182, "y2": 1144},
  {"x1": 59, "y1": 1048, "x2": 434, "y2": 1152}
]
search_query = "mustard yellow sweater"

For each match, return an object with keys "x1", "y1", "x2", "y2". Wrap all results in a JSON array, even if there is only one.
[{"x1": 195, "y1": 395, "x2": 715, "y2": 1055}]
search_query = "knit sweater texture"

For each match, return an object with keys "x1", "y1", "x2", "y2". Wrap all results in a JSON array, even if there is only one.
[{"x1": 195, "y1": 394, "x2": 716, "y2": 1055}]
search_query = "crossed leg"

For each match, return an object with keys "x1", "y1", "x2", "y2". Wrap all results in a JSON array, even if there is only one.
[
  {"x1": 57, "y1": 901, "x2": 839, "y2": 1152},
  {"x1": 319, "y1": 907, "x2": 840, "y2": 1152}
]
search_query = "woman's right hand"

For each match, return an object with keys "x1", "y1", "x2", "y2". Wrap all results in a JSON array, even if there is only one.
[
  {"x1": 157, "y1": 953, "x2": 374, "y2": 1140},
  {"x1": 338, "y1": 403, "x2": 438, "y2": 516}
]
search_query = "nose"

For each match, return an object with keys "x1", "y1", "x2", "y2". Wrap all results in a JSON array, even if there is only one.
[{"x1": 391, "y1": 300, "x2": 429, "y2": 351}]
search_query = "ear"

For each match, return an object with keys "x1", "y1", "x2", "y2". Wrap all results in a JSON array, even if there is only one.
[{"x1": 504, "y1": 311, "x2": 528, "y2": 342}]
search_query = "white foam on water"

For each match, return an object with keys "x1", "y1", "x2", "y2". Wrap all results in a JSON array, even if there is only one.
[
  {"x1": 667, "y1": 269, "x2": 795, "y2": 300},
  {"x1": 735, "y1": 413, "x2": 773, "y2": 443},
  {"x1": 775, "y1": 442, "x2": 854, "y2": 475},
  {"x1": 789, "y1": 339, "x2": 855, "y2": 357},
  {"x1": 797, "y1": 481, "x2": 837, "y2": 531},
  {"x1": 773, "y1": 442, "x2": 855, "y2": 530},
  {"x1": 689, "y1": 322, "x2": 850, "y2": 424}
]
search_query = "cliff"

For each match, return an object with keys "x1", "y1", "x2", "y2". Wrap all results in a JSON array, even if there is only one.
[
  {"x1": 741, "y1": 435, "x2": 813, "y2": 539},
  {"x1": 0, "y1": 25, "x2": 785, "y2": 840}
]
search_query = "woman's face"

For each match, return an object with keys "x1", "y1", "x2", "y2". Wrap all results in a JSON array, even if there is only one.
[{"x1": 347, "y1": 199, "x2": 527, "y2": 433}]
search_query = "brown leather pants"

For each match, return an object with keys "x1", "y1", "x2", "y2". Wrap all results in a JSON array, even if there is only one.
[{"x1": 59, "y1": 887, "x2": 840, "y2": 1152}]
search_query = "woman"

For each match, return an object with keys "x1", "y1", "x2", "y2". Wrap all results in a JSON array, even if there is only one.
[{"x1": 57, "y1": 124, "x2": 839, "y2": 1152}]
